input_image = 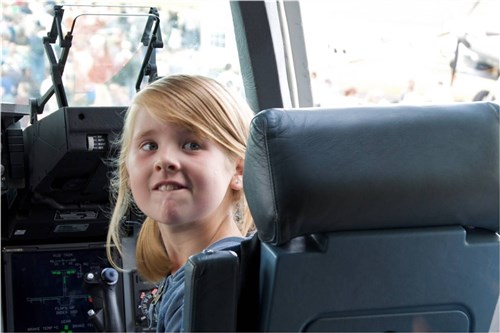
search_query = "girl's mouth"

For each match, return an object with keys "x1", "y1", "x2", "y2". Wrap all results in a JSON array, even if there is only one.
[{"x1": 158, "y1": 184, "x2": 181, "y2": 192}]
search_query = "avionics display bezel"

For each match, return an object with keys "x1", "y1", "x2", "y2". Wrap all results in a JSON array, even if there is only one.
[{"x1": 2, "y1": 242, "x2": 123, "y2": 332}]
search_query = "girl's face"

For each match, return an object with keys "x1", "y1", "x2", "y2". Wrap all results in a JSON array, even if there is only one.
[{"x1": 126, "y1": 108, "x2": 241, "y2": 229}]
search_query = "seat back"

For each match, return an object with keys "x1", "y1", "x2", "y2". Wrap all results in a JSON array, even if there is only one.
[
  {"x1": 183, "y1": 102, "x2": 499, "y2": 332},
  {"x1": 243, "y1": 102, "x2": 499, "y2": 332}
]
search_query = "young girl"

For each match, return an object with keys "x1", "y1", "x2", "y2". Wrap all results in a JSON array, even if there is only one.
[{"x1": 106, "y1": 74, "x2": 255, "y2": 332}]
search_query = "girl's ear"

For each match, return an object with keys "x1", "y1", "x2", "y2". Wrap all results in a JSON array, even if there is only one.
[{"x1": 230, "y1": 158, "x2": 244, "y2": 191}]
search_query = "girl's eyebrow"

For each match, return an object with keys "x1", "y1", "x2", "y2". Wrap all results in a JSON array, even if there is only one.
[
  {"x1": 132, "y1": 126, "x2": 196, "y2": 141},
  {"x1": 173, "y1": 126, "x2": 200, "y2": 139},
  {"x1": 132, "y1": 129, "x2": 156, "y2": 141}
]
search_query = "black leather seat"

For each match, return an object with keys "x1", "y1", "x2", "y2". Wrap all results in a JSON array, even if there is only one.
[{"x1": 184, "y1": 102, "x2": 500, "y2": 332}]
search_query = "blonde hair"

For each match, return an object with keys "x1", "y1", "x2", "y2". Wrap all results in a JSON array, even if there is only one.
[{"x1": 106, "y1": 74, "x2": 254, "y2": 283}]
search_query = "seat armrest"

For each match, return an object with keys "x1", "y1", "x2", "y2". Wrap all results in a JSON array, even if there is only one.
[{"x1": 183, "y1": 250, "x2": 239, "y2": 332}]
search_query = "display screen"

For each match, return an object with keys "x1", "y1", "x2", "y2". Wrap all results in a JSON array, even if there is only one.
[{"x1": 2, "y1": 243, "x2": 119, "y2": 332}]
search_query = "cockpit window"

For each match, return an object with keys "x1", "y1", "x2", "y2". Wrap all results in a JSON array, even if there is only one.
[
  {"x1": 1, "y1": 2, "x2": 244, "y2": 113},
  {"x1": 299, "y1": 0, "x2": 499, "y2": 106}
]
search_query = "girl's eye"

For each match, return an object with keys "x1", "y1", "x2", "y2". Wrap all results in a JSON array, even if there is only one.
[
  {"x1": 141, "y1": 142, "x2": 158, "y2": 151},
  {"x1": 182, "y1": 142, "x2": 201, "y2": 151}
]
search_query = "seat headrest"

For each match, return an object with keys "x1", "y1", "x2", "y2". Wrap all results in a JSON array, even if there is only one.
[{"x1": 243, "y1": 102, "x2": 499, "y2": 245}]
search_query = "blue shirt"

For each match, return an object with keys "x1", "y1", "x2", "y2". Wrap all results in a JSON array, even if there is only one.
[{"x1": 153, "y1": 237, "x2": 244, "y2": 333}]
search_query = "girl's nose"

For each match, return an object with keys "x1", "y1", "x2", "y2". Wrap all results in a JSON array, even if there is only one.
[{"x1": 154, "y1": 150, "x2": 180, "y2": 172}]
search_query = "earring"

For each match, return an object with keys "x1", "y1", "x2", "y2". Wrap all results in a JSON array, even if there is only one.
[{"x1": 234, "y1": 202, "x2": 242, "y2": 224}]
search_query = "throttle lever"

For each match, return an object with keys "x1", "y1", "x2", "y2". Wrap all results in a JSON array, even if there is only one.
[{"x1": 84, "y1": 268, "x2": 124, "y2": 332}]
